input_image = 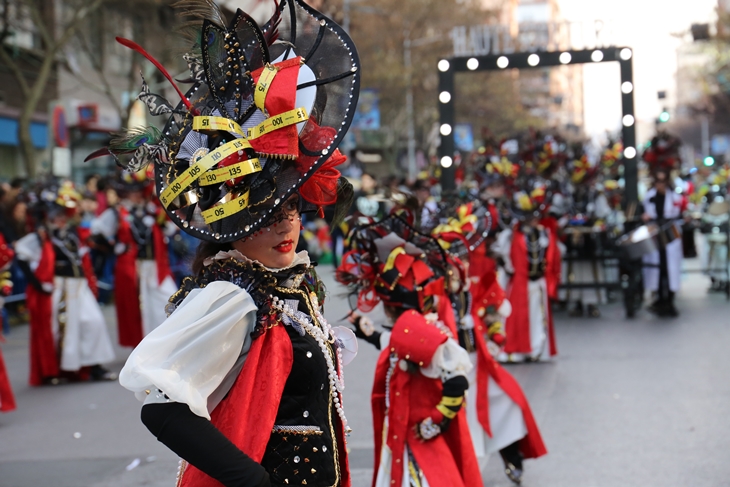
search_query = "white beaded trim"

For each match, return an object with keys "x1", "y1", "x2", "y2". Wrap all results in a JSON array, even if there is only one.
[{"x1": 271, "y1": 295, "x2": 350, "y2": 435}]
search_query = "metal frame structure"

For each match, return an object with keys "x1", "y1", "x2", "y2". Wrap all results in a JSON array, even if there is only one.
[{"x1": 437, "y1": 47, "x2": 637, "y2": 203}]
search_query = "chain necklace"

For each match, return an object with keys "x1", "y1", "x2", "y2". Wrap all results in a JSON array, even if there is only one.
[{"x1": 525, "y1": 230, "x2": 546, "y2": 266}]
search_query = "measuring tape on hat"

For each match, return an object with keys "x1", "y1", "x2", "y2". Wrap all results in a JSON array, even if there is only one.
[
  {"x1": 197, "y1": 158, "x2": 262, "y2": 186},
  {"x1": 159, "y1": 138, "x2": 254, "y2": 208},
  {"x1": 192, "y1": 108, "x2": 309, "y2": 142},
  {"x1": 254, "y1": 64, "x2": 279, "y2": 113},
  {"x1": 201, "y1": 190, "x2": 251, "y2": 223}
]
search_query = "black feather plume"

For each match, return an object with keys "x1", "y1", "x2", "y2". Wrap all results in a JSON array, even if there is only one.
[{"x1": 331, "y1": 176, "x2": 354, "y2": 231}]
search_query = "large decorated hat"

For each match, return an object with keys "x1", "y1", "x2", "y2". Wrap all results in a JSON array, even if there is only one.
[
  {"x1": 642, "y1": 132, "x2": 681, "y2": 173},
  {"x1": 337, "y1": 214, "x2": 448, "y2": 313},
  {"x1": 430, "y1": 199, "x2": 496, "y2": 257},
  {"x1": 87, "y1": 0, "x2": 359, "y2": 242}
]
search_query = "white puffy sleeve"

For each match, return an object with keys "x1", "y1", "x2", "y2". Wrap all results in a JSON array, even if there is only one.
[
  {"x1": 90, "y1": 208, "x2": 119, "y2": 241},
  {"x1": 15, "y1": 233, "x2": 41, "y2": 268},
  {"x1": 420, "y1": 338, "x2": 473, "y2": 380},
  {"x1": 492, "y1": 228, "x2": 514, "y2": 274},
  {"x1": 119, "y1": 281, "x2": 258, "y2": 419}
]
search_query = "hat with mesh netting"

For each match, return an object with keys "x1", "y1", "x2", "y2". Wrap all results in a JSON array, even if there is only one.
[
  {"x1": 336, "y1": 214, "x2": 449, "y2": 313},
  {"x1": 86, "y1": 0, "x2": 359, "y2": 242}
]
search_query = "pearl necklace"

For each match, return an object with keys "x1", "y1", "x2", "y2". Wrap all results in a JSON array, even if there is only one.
[{"x1": 271, "y1": 295, "x2": 350, "y2": 435}]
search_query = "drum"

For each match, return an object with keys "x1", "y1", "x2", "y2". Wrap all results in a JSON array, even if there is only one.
[
  {"x1": 617, "y1": 224, "x2": 658, "y2": 259},
  {"x1": 656, "y1": 221, "x2": 681, "y2": 247},
  {"x1": 707, "y1": 200, "x2": 730, "y2": 217},
  {"x1": 617, "y1": 221, "x2": 682, "y2": 259}
]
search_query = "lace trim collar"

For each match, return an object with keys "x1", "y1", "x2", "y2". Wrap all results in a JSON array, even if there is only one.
[{"x1": 203, "y1": 249, "x2": 311, "y2": 272}]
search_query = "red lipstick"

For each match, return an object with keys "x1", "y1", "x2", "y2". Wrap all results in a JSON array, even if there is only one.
[{"x1": 273, "y1": 239, "x2": 293, "y2": 253}]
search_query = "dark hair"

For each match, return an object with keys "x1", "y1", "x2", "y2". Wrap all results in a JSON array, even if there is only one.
[
  {"x1": 85, "y1": 174, "x2": 100, "y2": 184},
  {"x1": 191, "y1": 240, "x2": 232, "y2": 275},
  {"x1": 10, "y1": 178, "x2": 25, "y2": 189}
]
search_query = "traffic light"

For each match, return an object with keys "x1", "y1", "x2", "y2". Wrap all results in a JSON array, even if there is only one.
[
  {"x1": 658, "y1": 110, "x2": 670, "y2": 123},
  {"x1": 703, "y1": 156, "x2": 715, "y2": 166}
]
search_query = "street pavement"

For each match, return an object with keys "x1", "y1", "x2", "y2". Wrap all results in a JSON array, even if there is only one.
[{"x1": 1, "y1": 263, "x2": 730, "y2": 487}]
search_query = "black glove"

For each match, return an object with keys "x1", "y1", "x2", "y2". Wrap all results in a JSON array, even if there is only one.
[
  {"x1": 142, "y1": 402, "x2": 269, "y2": 487},
  {"x1": 17, "y1": 260, "x2": 48, "y2": 293},
  {"x1": 438, "y1": 375, "x2": 469, "y2": 432},
  {"x1": 352, "y1": 315, "x2": 382, "y2": 350}
]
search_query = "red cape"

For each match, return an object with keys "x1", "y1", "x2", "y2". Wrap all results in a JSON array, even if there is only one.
[
  {"x1": 439, "y1": 286, "x2": 547, "y2": 460},
  {"x1": 371, "y1": 311, "x2": 482, "y2": 487},
  {"x1": 472, "y1": 311, "x2": 547, "y2": 458},
  {"x1": 114, "y1": 208, "x2": 173, "y2": 347},
  {"x1": 76, "y1": 227, "x2": 99, "y2": 298},
  {"x1": 27, "y1": 235, "x2": 59, "y2": 386},
  {"x1": 504, "y1": 225, "x2": 560, "y2": 356},
  {"x1": 181, "y1": 324, "x2": 351, "y2": 487},
  {"x1": 0, "y1": 343, "x2": 16, "y2": 412}
]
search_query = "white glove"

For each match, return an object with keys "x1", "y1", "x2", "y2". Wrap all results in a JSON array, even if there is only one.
[
  {"x1": 114, "y1": 243, "x2": 127, "y2": 255},
  {"x1": 41, "y1": 282, "x2": 54, "y2": 294},
  {"x1": 487, "y1": 341, "x2": 501, "y2": 358}
]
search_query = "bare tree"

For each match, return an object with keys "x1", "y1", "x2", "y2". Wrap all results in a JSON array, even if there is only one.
[{"x1": 0, "y1": 0, "x2": 105, "y2": 177}]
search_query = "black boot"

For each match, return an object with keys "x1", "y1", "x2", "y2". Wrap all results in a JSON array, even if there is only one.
[
  {"x1": 587, "y1": 304, "x2": 601, "y2": 318},
  {"x1": 90, "y1": 365, "x2": 118, "y2": 381},
  {"x1": 666, "y1": 292, "x2": 679, "y2": 317},
  {"x1": 569, "y1": 301, "x2": 584, "y2": 317},
  {"x1": 499, "y1": 441, "x2": 524, "y2": 485}
]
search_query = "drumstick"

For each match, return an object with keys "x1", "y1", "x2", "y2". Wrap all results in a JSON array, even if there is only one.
[{"x1": 626, "y1": 201, "x2": 637, "y2": 221}]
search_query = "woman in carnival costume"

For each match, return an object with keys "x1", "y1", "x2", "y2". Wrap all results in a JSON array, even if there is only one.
[
  {"x1": 492, "y1": 181, "x2": 561, "y2": 362},
  {"x1": 0, "y1": 234, "x2": 16, "y2": 412},
  {"x1": 93, "y1": 1, "x2": 361, "y2": 485},
  {"x1": 431, "y1": 201, "x2": 547, "y2": 485},
  {"x1": 16, "y1": 183, "x2": 116, "y2": 385},
  {"x1": 91, "y1": 168, "x2": 178, "y2": 347},
  {"x1": 337, "y1": 214, "x2": 481, "y2": 487}
]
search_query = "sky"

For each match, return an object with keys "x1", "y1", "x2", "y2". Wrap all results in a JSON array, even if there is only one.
[{"x1": 557, "y1": 0, "x2": 718, "y2": 145}]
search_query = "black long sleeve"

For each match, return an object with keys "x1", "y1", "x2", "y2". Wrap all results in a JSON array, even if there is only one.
[
  {"x1": 438, "y1": 375, "x2": 469, "y2": 432},
  {"x1": 352, "y1": 316, "x2": 382, "y2": 349},
  {"x1": 141, "y1": 402, "x2": 271, "y2": 487},
  {"x1": 17, "y1": 259, "x2": 44, "y2": 292}
]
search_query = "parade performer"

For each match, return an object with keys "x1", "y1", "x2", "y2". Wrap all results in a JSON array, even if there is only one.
[
  {"x1": 563, "y1": 153, "x2": 609, "y2": 318},
  {"x1": 0, "y1": 232, "x2": 16, "y2": 412},
  {"x1": 698, "y1": 169, "x2": 729, "y2": 293},
  {"x1": 642, "y1": 170, "x2": 684, "y2": 317},
  {"x1": 92, "y1": 1, "x2": 362, "y2": 485},
  {"x1": 337, "y1": 214, "x2": 481, "y2": 487},
  {"x1": 92, "y1": 169, "x2": 177, "y2": 347},
  {"x1": 432, "y1": 203, "x2": 547, "y2": 485},
  {"x1": 641, "y1": 134, "x2": 684, "y2": 316},
  {"x1": 493, "y1": 185, "x2": 560, "y2": 362},
  {"x1": 16, "y1": 183, "x2": 116, "y2": 385}
]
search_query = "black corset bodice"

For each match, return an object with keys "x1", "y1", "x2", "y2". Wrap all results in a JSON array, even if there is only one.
[
  {"x1": 128, "y1": 207, "x2": 155, "y2": 260},
  {"x1": 261, "y1": 323, "x2": 339, "y2": 487},
  {"x1": 525, "y1": 228, "x2": 547, "y2": 281},
  {"x1": 51, "y1": 229, "x2": 84, "y2": 278}
]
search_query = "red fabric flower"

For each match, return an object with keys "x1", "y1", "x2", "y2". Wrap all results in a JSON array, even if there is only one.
[{"x1": 296, "y1": 121, "x2": 347, "y2": 207}]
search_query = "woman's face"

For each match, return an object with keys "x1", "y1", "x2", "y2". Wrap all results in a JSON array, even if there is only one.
[
  {"x1": 12, "y1": 202, "x2": 26, "y2": 222},
  {"x1": 232, "y1": 195, "x2": 302, "y2": 269}
]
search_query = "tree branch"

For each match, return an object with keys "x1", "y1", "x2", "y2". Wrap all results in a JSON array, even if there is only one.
[
  {"x1": 26, "y1": 0, "x2": 53, "y2": 50},
  {"x1": 0, "y1": 47, "x2": 30, "y2": 96},
  {"x1": 52, "y1": 0, "x2": 106, "y2": 57},
  {"x1": 0, "y1": 0, "x2": 11, "y2": 42}
]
